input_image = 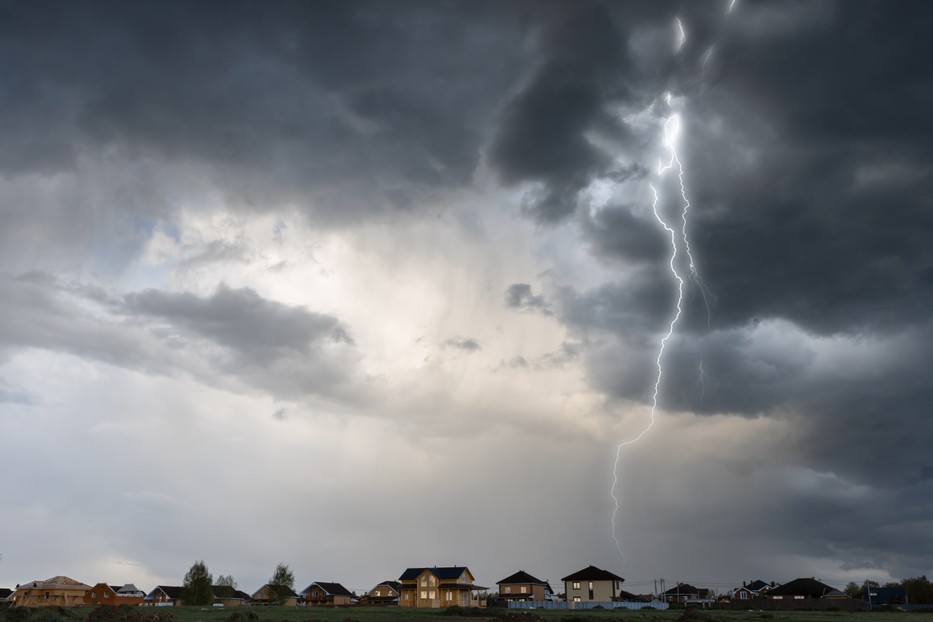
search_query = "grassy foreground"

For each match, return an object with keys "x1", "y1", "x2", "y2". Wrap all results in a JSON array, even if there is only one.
[{"x1": 4, "y1": 607, "x2": 932, "y2": 622}]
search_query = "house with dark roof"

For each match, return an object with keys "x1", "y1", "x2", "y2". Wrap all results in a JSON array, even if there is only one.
[
  {"x1": 300, "y1": 581, "x2": 355, "y2": 606},
  {"x1": 398, "y1": 566, "x2": 487, "y2": 608},
  {"x1": 211, "y1": 585, "x2": 251, "y2": 607},
  {"x1": 768, "y1": 578, "x2": 841, "y2": 601},
  {"x1": 251, "y1": 583, "x2": 299, "y2": 606},
  {"x1": 359, "y1": 580, "x2": 401, "y2": 606},
  {"x1": 143, "y1": 585, "x2": 185, "y2": 606},
  {"x1": 561, "y1": 565, "x2": 625, "y2": 604},
  {"x1": 0, "y1": 588, "x2": 13, "y2": 603},
  {"x1": 865, "y1": 586, "x2": 908, "y2": 607},
  {"x1": 661, "y1": 583, "x2": 713, "y2": 604},
  {"x1": 731, "y1": 580, "x2": 778, "y2": 601},
  {"x1": 496, "y1": 571, "x2": 554, "y2": 602}
]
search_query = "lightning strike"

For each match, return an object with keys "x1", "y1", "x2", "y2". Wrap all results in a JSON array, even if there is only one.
[
  {"x1": 610, "y1": 13, "x2": 717, "y2": 558},
  {"x1": 610, "y1": 101, "x2": 690, "y2": 555}
]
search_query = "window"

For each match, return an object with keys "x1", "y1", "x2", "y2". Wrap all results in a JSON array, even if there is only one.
[
  {"x1": 428, "y1": 576, "x2": 436, "y2": 587},
  {"x1": 429, "y1": 591, "x2": 436, "y2": 599},
  {"x1": 588, "y1": 582, "x2": 593, "y2": 590},
  {"x1": 520, "y1": 586, "x2": 527, "y2": 594},
  {"x1": 446, "y1": 591, "x2": 452, "y2": 600},
  {"x1": 740, "y1": 592, "x2": 747, "y2": 600},
  {"x1": 421, "y1": 578, "x2": 427, "y2": 587},
  {"x1": 375, "y1": 590, "x2": 381, "y2": 596},
  {"x1": 504, "y1": 587, "x2": 511, "y2": 594},
  {"x1": 572, "y1": 582, "x2": 581, "y2": 590},
  {"x1": 421, "y1": 591, "x2": 427, "y2": 599},
  {"x1": 573, "y1": 596, "x2": 581, "y2": 602},
  {"x1": 794, "y1": 596, "x2": 804, "y2": 600}
]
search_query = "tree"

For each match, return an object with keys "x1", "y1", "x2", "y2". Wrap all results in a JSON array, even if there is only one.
[
  {"x1": 902, "y1": 576, "x2": 933, "y2": 604},
  {"x1": 183, "y1": 560, "x2": 214, "y2": 606},
  {"x1": 268, "y1": 562, "x2": 295, "y2": 602},
  {"x1": 216, "y1": 574, "x2": 237, "y2": 589},
  {"x1": 844, "y1": 582, "x2": 862, "y2": 598}
]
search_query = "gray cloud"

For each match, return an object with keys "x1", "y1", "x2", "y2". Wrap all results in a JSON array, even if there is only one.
[
  {"x1": 0, "y1": 274, "x2": 362, "y2": 403},
  {"x1": 0, "y1": 377, "x2": 39, "y2": 405},
  {"x1": 123, "y1": 284, "x2": 353, "y2": 361},
  {"x1": 504, "y1": 283, "x2": 552, "y2": 315},
  {"x1": 444, "y1": 336, "x2": 481, "y2": 352}
]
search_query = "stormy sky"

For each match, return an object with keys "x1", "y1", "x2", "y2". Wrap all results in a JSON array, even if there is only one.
[{"x1": 1, "y1": 0, "x2": 932, "y2": 596}]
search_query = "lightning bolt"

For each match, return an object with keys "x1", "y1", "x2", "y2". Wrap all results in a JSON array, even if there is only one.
[
  {"x1": 609, "y1": 11, "x2": 721, "y2": 558},
  {"x1": 610, "y1": 109, "x2": 688, "y2": 557}
]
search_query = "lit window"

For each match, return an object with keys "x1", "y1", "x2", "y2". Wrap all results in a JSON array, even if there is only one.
[
  {"x1": 573, "y1": 596, "x2": 581, "y2": 602},
  {"x1": 588, "y1": 582, "x2": 593, "y2": 590},
  {"x1": 572, "y1": 582, "x2": 581, "y2": 590},
  {"x1": 446, "y1": 591, "x2": 452, "y2": 600},
  {"x1": 375, "y1": 590, "x2": 381, "y2": 596},
  {"x1": 504, "y1": 587, "x2": 511, "y2": 594},
  {"x1": 429, "y1": 591, "x2": 436, "y2": 599},
  {"x1": 429, "y1": 576, "x2": 436, "y2": 587},
  {"x1": 521, "y1": 587, "x2": 527, "y2": 594},
  {"x1": 421, "y1": 591, "x2": 427, "y2": 599},
  {"x1": 421, "y1": 578, "x2": 427, "y2": 587}
]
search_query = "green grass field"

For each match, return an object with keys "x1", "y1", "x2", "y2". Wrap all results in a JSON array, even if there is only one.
[
  {"x1": 67, "y1": 606, "x2": 933, "y2": 622},
  {"x1": 7, "y1": 607, "x2": 933, "y2": 622}
]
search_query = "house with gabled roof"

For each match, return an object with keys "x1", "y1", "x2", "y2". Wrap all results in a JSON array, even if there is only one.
[
  {"x1": 300, "y1": 581, "x2": 355, "y2": 606},
  {"x1": 359, "y1": 580, "x2": 401, "y2": 606},
  {"x1": 0, "y1": 588, "x2": 14, "y2": 603},
  {"x1": 661, "y1": 583, "x2": 712, "y2": 604},
  {"x1": 562, "y1": 565, "x2": 625, "y2": 604},
  {"x1": 731, "y1": 580, "x2": 777, "y2": 601},
  {"x1": 496, "y1": 570, "x2": 554, "y2": 602},
  {"x1": 398, "y1": 566, "x2": 487, "y2": 608},
  {"x1": 84, "y1": 583, "x2": 146, "y2": 606},
  {"x1": 251, "y1": 583, "x2": 299, "y2": 606},
  {"x1": 211, "y1": 585, "x2": 251, "y2": 607},
  {"x1": 143, "y1": 585, "x2": 185, "y2": 606},
  {"x1": 11, "y1": 576, "x2": 91, "y2": 607},
  {"x1": 768, "y1": 578, "x2": 842, "y2": 601}
]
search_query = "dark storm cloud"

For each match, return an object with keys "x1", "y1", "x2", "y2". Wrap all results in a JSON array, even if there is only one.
[
  {"x1": 0, "y1": 0, "x2": 531, "y2": 239},
  {"x1": 583, "y1": 204, "x2": 667, "y2": 264},
  {"x1": 487, "y1": 3, "x2": 632, "y2": 222},
  {"x1": 0, "y1": 274, "x2": 362, "y2": 402},
  {"x1": 520, "y1": 1, "x2": 933, "y2": 576}
]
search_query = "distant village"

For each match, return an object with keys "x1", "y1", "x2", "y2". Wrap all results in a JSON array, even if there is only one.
[{"x1": 1, "y1": 564, "x2": 920, "y2": 611}]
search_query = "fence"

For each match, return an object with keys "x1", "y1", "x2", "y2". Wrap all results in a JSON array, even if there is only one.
[{"x1": 508, "y1": 601, "x2": 669, "y2": 611}]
